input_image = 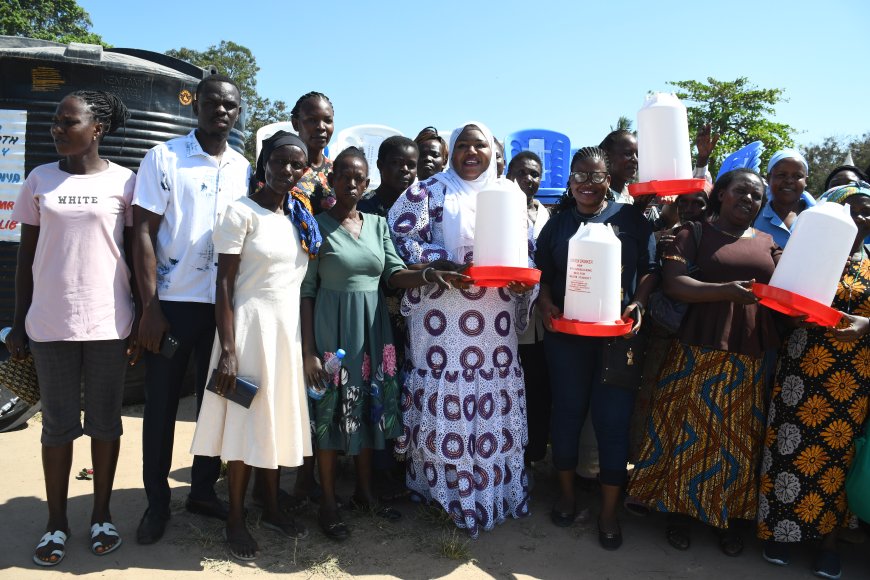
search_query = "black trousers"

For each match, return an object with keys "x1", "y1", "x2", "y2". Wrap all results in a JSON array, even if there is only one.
[
  {"x1": 141, "y1": 301, "x2": 220, "y2": 516},
  {"x1": 519, "y1": 341, "x2": 551, "y2": 463}
]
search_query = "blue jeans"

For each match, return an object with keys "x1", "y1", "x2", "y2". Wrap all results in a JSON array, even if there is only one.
[{"x1": 544, "y1": 330, "x2": 636, "y2": 486}]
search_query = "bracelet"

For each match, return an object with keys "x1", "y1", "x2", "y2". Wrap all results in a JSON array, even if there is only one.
[
  {"x1": 422, "y1": 267, "x2": 435, "y2": 284},
  {"x1": 631, "y1": 301, "x2": 645, "y2": 316}
]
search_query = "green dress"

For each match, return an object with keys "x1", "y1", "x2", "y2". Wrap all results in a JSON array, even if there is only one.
[{"x1": 301, "y1": 212, "x2": 405, "y2": 454}]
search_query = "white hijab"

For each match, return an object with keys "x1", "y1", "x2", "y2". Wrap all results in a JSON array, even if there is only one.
[{"x1": 434, "y1": 121, "x2": 498, "y2": 260}]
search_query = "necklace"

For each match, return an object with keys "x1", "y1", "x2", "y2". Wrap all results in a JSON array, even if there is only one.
[{"x1": 711, "y1": 221, "x2": 751, "y2": 239}]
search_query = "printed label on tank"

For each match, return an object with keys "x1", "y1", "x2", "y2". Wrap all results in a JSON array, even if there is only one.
[{"x1": 0, "y1": 110, "x2": 26, "y2": 242}]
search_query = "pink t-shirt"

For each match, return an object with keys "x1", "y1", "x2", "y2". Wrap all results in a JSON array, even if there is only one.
[{"x1": 13, "y1": 161, "x2": 136, "y2": 342}]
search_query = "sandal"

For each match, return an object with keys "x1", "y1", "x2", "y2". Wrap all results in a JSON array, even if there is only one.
[
  {"x1": 90, "y1": 522, "x2": 122, "y2": 556},
  {"x1": 33, "y1": 530, "x2": 69, "y2": 567},
  {"x1": 318, "y1": 509, "x2": 350, "y2": 542},
  {"x1": 716, "y1": 528, "x2": 743, "y2": 557},
  {"x1": 349, "y1": 496, "x2": 402, "y2": 521},
  {"x1": 251, "y1": 488, "x2": 307, "y2": 514},
  {"x1": 261, "y1": 517, "x2": 309, "y2": 540},
  {"x1": 666, "y1": 522, "x2": 691, "y2": 551},
  {"x1": 223, "y1": 527, "x2": 258, "y2": 561}
]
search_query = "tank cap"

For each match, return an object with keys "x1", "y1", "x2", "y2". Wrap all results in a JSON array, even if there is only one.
[{"x1": 64, "y1": 43, "x2": 103, "y2": 61}]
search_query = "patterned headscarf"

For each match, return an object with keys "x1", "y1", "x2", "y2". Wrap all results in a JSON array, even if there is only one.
[
  {"x1": 256, "y1": 131, "x2": 322, "y2": 258},
  {"x1": 819, "y1": 181, "x2": 870, "y2": 206}
]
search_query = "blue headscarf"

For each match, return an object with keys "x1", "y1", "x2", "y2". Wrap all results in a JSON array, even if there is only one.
[{"x1": 256, "y1": 131, "x2": 322, "y2": 258}]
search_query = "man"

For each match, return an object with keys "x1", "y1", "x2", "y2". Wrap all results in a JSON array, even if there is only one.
[
  {"x1": 132, "y1": 74, "x2": 250, "y2": 545},
  {"x1": 357, "y1": 136, "x2": 418, "y2": 217}
]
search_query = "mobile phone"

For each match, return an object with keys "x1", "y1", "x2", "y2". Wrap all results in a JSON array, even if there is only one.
[{"x1": 159, "y1": 334, "x2": 180, "y2": 359}]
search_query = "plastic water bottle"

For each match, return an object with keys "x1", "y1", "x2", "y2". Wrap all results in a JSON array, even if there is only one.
[
  {"x1": 0, "y1": 327, "x2": 11, "y2": 344},
  {"x1": 307, "y1": 349, "x2": 346, "y2": 400}
]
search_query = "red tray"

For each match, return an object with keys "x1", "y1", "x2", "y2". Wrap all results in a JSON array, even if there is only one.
[
  {"x1": 753, "y1": 283, "x2": 843, "y2": 327},
  {"x1": 466, "y1": 266, "x2": 541, "y2": 288},
  {"x1": 628, "y1": 178, "x2": 711, "y2": 197},
  {"x1": 550, "y1": 317, "x2": 634, "y2": 337}
]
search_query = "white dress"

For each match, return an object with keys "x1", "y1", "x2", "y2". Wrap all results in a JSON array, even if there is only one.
[{"x1": 191, "y1": 197, "x2": 311, "y2": 469}]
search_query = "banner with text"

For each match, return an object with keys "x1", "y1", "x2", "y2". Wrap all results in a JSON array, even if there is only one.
[{"x1": 0, "y1": 110, "x2": 26, "y2": 242}]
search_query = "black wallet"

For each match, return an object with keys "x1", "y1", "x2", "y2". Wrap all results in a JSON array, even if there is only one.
[{"x1": 205, "y1": 371, "x2": 258, "y2": 409}]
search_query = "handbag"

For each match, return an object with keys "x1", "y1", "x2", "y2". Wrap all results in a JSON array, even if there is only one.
[
  {"x1": 648, "y1": 221, "x2": 703, "y2": 335},
  {"x1": 205, "y1": 371, "x2": 259, "y2": 409},
  {"x1": 600, "y1": 329, "x2": 648, "y2": 390},
  {"x1": 846, "y1": 416, "x2": 870, "y2": 522},
  {"x1": 0, "y1": 354, "x2": 40, "y2": 406}
]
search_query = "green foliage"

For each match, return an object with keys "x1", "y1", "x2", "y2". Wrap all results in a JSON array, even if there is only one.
[
  {"x1": 668, "y1": 77, "x2": 795, "y2": 175},
  {"x1": 166, "y1": 41, "x2": 290, "y2": 163},
  {"x1": 803, "y1": 132, "x2": 870, "y2": 195},
  {"x1": 0, "y1": 0, "x2": 107, "y2": 46},
  {"x1": 611, "y1": 116, "x2": 634, "y2": 132}
]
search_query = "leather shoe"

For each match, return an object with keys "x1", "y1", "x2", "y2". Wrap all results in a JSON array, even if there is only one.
[
  {"x1": 136, "y1": 509, "x2": 168, "y2": 545},
  {"x1": 598, "y1": 518, "x2": 623, "y2": 551},
  {"x1": 185, "y1": 496, "x2": 229, "y2": 520}
]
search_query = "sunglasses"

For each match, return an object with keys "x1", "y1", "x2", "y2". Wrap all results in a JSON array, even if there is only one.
[{"x1": 571, "y1": 171, "x2": 608, "y2": 184}]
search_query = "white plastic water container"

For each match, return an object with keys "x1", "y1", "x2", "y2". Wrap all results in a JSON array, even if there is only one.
[
  {"x1": 637, "y1": 93, "x2": 693, "y2": 183},
  {"x1": 564, "y1": 223, "x2": 622, "y2": 322},
  {"x1": 473, "y1": 179, "x2": 528, "y2": 268},
  {"x1": 769, "y1": 201, "x2": 857, "y2": 305}
]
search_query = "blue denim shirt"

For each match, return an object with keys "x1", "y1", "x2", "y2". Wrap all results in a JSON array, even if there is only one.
[{"x1": 753, "y1": 191, "x2": 816, "y2": 248}]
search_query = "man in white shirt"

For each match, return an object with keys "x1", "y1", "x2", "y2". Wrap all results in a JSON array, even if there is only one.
[{"x1": 132, "y1": 74, "x2": 250, "y2": 545}]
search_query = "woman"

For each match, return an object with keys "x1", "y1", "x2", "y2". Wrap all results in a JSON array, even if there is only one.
[
  {"x1": 414, "y1": 126, "x2": 448, "y2": 181},
  {"x1": 628, "y1": 168, "x2": 781, "y2": 556},
  {"x1": 301, "y1": 146, "x2": 463, "y2": 541},
  {"x1": 7, "y1": 90, "x2": 134, "y2": 566},
  {"x1": 599, "y1": 130, "x2": 638, "y2": 204},
  {"x1": 759, "y1": 183, "x2": 870, "y2": 579},
  {"x1": 291, "y1": 91, "x2": 335, "y2": 213},
  {"x1": 389, "y1": 122, "x2": 535, "y2": 539},
  {"x1": 535, "y1": 147, "x2": 656, "y2": 549},
  {"x1": 190, "y1": 131, "x2": 314, "y2": 560},
  {"x1": 507, "y1": 152, "x2": 550, "y2": 476},
  {"x1": 754, "y1": 149, "x2": 815, "y2": 248},
  {"x1": 824, "y1": 165, "x2": 867, "y2": 191}
]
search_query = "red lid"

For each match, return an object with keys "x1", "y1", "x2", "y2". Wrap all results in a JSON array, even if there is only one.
[
  {"x1": 628, "y1": 178, "x2": 711, "y2": 197},
  {"x1": 466, "y1": 266, "x2": 541, "y2": 288},
  {"x1": 550, "y1": 316, "x2": 634, "y2": 337},
  {"x1": 752, "y1": 283, "x2": 843, "y2": 327}
]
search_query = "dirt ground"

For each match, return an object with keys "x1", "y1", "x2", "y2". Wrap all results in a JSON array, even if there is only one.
[{"x1": 0, "y1": 396, "x2": 867, "y2": 579}]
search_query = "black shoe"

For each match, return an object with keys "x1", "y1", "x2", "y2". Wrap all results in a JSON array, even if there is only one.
[
  {"x1": 598, "y1": 518, "x2": 623, "y2": 551},
  {"x1": 185, "y1": 496, "x2": 229, "y2": 521},
  {"x1": 550, "y1": 506, "x2": 576, "y2": 528},
  {"x1": 813, "y1": 550, "x2": 841, "y2": 580},
  {"x1": 136, "y1": 509, "x2": 168, "y2": 545}
]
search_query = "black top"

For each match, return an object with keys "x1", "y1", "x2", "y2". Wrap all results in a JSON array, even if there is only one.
[
  {"x1": 535, "y1": 202, "x2": 657, "y2": 311},
  {"x1": 357, "y1": 190, "x2": 389, "y2": 217}
]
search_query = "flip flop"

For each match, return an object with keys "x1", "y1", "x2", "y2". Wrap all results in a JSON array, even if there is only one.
[
  {"x1": 222, "y1": 528, "x2": 258, "y2": 562},
  {"x1": 76, "y1": 468, "x2": 94, "y2": 481},
  {"x1": 90, "y1": 522, "x2": 122, "y2": 556},
  {"x1": 261, "y1": 518, "x2": 309, "y2": 540},
  {"x1": 33, "y1": 530, "x2": 69, "y2": 567}
]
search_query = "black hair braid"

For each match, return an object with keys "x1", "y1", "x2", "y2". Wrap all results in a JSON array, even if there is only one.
[
  {"x1": 332, "y1": 145, "x2": 368, "y2": 175},
  {"x1": 599, "y1": 129, "x2": 635, "y2": 152},
  {"x1": 69, "y1": 90, "x2": 130, "y2": 136},
  {"x1": 291, "y1": 92, "x2": 332, "y2": 119},
  {"x1": 554, "y1": 146, "x2": 611, "y2": 213}
]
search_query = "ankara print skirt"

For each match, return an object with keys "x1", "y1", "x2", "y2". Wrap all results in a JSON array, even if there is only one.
[
  {"x1": 627, "y1": 343, "x2": 767, "y2": 529},
  {"x1": 396, "y1": 284, "x2": 531, "y2": 539}
]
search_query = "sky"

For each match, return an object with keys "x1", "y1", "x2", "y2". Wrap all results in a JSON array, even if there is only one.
[{"x1": 78, "y1": 0, "x2": 868, "y2": 152}]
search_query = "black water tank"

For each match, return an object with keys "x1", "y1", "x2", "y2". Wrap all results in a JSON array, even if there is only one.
[
  {"x1": 0, "y1": 36, "x2": 246, "y2": 326},
  {"x1": 0, "y1": 36, "x2": 246, "y2": 403}
]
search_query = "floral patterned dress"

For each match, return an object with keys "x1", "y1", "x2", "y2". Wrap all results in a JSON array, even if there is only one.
[
  {"x1": 758, "y1": 251, "x2": 870, "y2": 542},
  {"x1": 293, "y1": 158, "x2": 334, "y2": 214},
  {"x1": 388, "y1": 177, "x2": 536, "y2": 539},
  {"x1": 300, "y1": 212, "x2": 404, "y2": 454}
]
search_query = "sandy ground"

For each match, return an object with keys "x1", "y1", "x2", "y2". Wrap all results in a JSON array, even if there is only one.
[{"x1": 0, "y1": 396, "x2": 867, "y2": 579}]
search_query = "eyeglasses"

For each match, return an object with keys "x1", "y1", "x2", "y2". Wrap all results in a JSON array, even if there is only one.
[{"x1": 571, "y1": 171, "x2": 608, "y2": 184}]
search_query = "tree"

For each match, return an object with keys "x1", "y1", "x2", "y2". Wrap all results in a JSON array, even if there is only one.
[
  {"x1": 0, "y1": 0, "x2": 107, "y2": 46},
  {"x1": 166, "y1": 41, "x2": 290, "y2": 163},
  {"x1": 804, "y1": 132, "x2": 870, "y2": 194},
  {"x1": 610, "y1": 116, "x2": 634, "y2": 132},
  {"x1": 668, "y1": 77, "x2": 795, "y2": 175}
]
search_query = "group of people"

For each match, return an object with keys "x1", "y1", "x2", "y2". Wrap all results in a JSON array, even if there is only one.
[{"x1": 8, "y1": 74, "x2": 868, "y2": 580}]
